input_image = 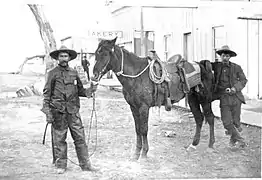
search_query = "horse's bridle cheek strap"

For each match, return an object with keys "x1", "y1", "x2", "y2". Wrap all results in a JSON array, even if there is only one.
[
  {"x1": 100, "y1": 57, "x2": 111, "y2": 77},
  {"x1": 109, "y1": 48, "x2": 122, "y2": 74},
  {"x1": 98, "y1": 48, "x2": 114, "y2": 77}
]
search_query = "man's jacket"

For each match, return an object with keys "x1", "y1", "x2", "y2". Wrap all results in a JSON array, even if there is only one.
[
  {"x1": 42, "y1": 65, "x2": 92, "y2": 114},
  {"x1": 212, "y1": 61, "x2": 247, "y2": 104}
]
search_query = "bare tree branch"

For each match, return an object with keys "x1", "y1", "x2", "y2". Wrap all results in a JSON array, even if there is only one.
[{"x1": 28, "y1": 4, "x2": 57, "y2": 73}]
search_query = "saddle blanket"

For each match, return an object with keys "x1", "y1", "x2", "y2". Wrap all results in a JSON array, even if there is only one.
[{"x1": 184, "y1": 61, "x2": 201, "y2": 88}]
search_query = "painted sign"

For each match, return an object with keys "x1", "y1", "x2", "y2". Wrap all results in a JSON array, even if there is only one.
[{"x1": 88, "y1": 30, "x2": 123, "y2": 38}]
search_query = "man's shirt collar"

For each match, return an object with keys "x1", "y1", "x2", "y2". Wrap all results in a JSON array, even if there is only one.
[{"x1": 58, "y1": 65, "x2": 70, "y2": 71}]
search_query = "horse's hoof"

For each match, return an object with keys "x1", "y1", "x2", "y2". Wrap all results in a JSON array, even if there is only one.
[
  {"x1": 139, "y1": 155, "x2": 149, "y2": 164},
  {"x1": 208, "y1": 143, "x2": 215, "y2": 149},
  {"x1": 141, "y1": 154, "x2": 148, "y2": 159},
  {"x1": 131, "y1": 154, "x2": 140, "y2": 161},
  {"x1": 186, "y1": 144, "x2": 196, "y2": 152},
  {"x1": 236, "y1": 140, "x2": 248, "y2": 148},
  {"x1": 165, "y1": 106, "x2": 171, "y2": 111},
  {"x1": 206, "y1": 147, "x2": 219, "y2": 154}
]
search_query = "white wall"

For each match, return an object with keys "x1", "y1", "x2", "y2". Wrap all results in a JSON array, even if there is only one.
[{"x1": 109, "y1": 3, "x2": 262, "y2": 99}]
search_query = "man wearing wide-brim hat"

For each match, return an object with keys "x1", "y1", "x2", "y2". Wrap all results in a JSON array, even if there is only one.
[
  {"x1": 41, "y1": 45, "x2": 98, "y2": 174},
  {"x1": 212, "y1": 45, "x2": 248, "y2": 148}
]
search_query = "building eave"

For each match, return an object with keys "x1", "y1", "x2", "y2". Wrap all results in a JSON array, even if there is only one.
[{"x1": 60, "y1": 36, "x2": 72, "y2": 42}]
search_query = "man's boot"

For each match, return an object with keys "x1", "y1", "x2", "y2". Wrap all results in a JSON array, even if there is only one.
[
  {"x1": 235, "y1": 124, "x2": 243, "y2": 132},
  {"x1": 228, "y1": 127, "x2": 247, "y2": 148},
  {"x1": 75, "y1": 144, "x2": 99, "y2": 171},
  {"x1": 81, "y1": 159, "x2": 99, "y2": 172},
  {"x1": 226, "y1": 126, "x2": 242, "y2": 135}
]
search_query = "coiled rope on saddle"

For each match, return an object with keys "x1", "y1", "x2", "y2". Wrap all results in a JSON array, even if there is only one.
[
  {"x1": 148, "y1": 57, "x2": 169, "y2": 109},
  {"x1": 115, "y1": 48, "x2": 167, "y2": 82},
  {"x1": 148, "y1": 58, "x2": 168, "y2": 84}
]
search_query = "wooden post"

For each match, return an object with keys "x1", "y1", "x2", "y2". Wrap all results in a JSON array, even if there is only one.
[{"x1": 140, "y1": 7, "x2": 145, "y2": 57}]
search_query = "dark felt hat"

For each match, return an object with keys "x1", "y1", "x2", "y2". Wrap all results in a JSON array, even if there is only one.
[
  {"x1": 50, "y1": 45, "x2": 77, "y2": 60},
  {"x1": 216, "y1": 45, "x2": 237, "y2": 57},
  {"x1": 149, "y1": 49, "x2": 156, "y2": 53}
]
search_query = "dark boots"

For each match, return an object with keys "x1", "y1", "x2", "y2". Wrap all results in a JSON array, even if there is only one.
[
  {"x1": 225, "y1": 124, "x2": 242, "y2": 135},
  {"x1": 75, "y1": 144, "x2": 98, "y2": 171},
  {"x1": 226, "y1": 127, "x2": 247, "y2": 148}
]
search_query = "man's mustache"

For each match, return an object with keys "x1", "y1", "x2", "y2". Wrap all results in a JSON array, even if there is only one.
[
  {"x1": 59, "y1": 61, "x2": 69, "y2": 66},
  {"x1": 59, "y1": 60, "x2": 69, "y2": 64}
]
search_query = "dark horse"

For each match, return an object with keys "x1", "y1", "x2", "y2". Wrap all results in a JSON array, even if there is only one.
[{"x1": 92, "y1": 38, "x2": 215, "y2": 160}]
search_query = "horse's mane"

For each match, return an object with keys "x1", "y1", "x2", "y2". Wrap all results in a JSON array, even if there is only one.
[
  {"x1": 97, "y1": 40, "x2": 150, "y2": 62},
  {"x1": 115, "y1": 45, "x2": 150, "y2": 63},
  {"x1": 198, "y1": 60, "x2": 213, "y2": 78}
]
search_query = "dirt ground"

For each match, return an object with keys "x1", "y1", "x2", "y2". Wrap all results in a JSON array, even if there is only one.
[{"x1": 0, "y1": 74, "x2": 261, "y2": 179}]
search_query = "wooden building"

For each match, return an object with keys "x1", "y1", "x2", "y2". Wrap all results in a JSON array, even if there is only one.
[{"x1": 107, "y1": 0, "x2": 262, "y2": 99}]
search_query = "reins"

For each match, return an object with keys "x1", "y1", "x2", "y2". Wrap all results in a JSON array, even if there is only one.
[{"x1": 86, "y1": 92, "x2": 98, "y2": 158}]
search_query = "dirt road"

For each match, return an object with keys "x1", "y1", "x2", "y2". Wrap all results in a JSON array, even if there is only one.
[{"x1": 0, "y1": 75, "x2": 261, "y2": 179}]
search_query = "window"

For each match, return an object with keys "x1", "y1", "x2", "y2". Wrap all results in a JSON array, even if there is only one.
[
  {"x1": 184, "y1": 32, "x2": 194, "y2": 62},
  {"x1": 212, "y1": 26, "x2": 226, "y2": 61}
]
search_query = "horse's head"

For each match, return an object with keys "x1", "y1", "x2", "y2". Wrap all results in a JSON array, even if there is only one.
[{"x1": 93, "y1": 37, "x2": 118, "y2": 81}]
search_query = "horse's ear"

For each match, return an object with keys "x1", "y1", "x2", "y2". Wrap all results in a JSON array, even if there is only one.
[{"x1": 110, "y1": 37, "x2": 117, "y2": 45}]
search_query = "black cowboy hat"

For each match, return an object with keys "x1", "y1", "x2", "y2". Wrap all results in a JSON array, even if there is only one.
[
  {"x1": 149, "y1": 49, "x2": 156, "y2": 53},
  {"x1": 50, "y1": 45, "x2": 77, "y2": 60},
  {"x1": 216, "y1": 45, "x2": 237, "y2": 57}
]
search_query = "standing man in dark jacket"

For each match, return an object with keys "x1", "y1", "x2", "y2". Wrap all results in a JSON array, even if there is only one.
[
  {"x1": 41, "y1": 45, "x2": 98, "y2": 174},
  {"x1": 212, "y1": 45, "x2": 247, "y2": 147},
  {"x1": 81, "y1": 53, "x2": 90, "y2": 81}
]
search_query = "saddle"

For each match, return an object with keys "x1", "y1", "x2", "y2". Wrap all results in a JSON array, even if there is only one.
[
  {"x1": 166, "y1": 54, "x2": 202, "y2": 93},
  {"x1": 150, "y1": 54, "x2": 202, "y2": 111},
  {"x1": 152, "y1": 54, "x2": 202, "y2": 103}
]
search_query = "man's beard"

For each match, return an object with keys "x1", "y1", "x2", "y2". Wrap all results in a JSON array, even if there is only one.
[
  {"x1": 222, "y1": 59, "x2": 229, "y2": 64},
  {"x1": 59, "y1": 61, "x2": 69, "y2": 67}
]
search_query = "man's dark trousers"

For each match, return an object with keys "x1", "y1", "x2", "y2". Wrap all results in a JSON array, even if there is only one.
[
  {"x1": 51, "y1": 110, "x2": 90, "y2": 169},
  {"x1": 220, "y1": 94, "x2": 242, "y2": 138}
]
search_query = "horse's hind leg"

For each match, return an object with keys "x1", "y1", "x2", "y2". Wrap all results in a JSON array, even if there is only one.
[
  {"x1": 139, "y1": 105, "x2": 150, "y2": 159},
  {"x1": 188, "y1": 94, "x2": 204, "y2": 150},
  {"x1": 201, "y1": 102, "x2": 215, "y2": 148},
  {"x1": 130, "y1": 106, "x2": 142, "y2": 160}
]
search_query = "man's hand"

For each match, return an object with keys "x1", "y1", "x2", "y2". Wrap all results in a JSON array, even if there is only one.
[
  {"x1": 230, "y1": 87, "x2": 236, "y2": 94},
  {"x1": 90, "y1": 81, "x2": 98, "y2": 93},
  {"x1": 225, "y1": 87, "x2": 236, "y2": 95},
  {"x1": 46, "y1": 113, "x2": 54, "y2": 123}
]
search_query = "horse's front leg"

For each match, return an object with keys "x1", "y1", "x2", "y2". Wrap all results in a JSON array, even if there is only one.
[
  {"x1": 139, "y1": 104, "x2": 150, "y2": 159},
  {"x1": 187, "y1": 95, "x2": 204, "y2": 151},
  {"x1": 202, "y1": 102, "x2": 215, "y2": 148},
  {"x1": 130, "y1": 106, "x2": 142, "y2": 160}
]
